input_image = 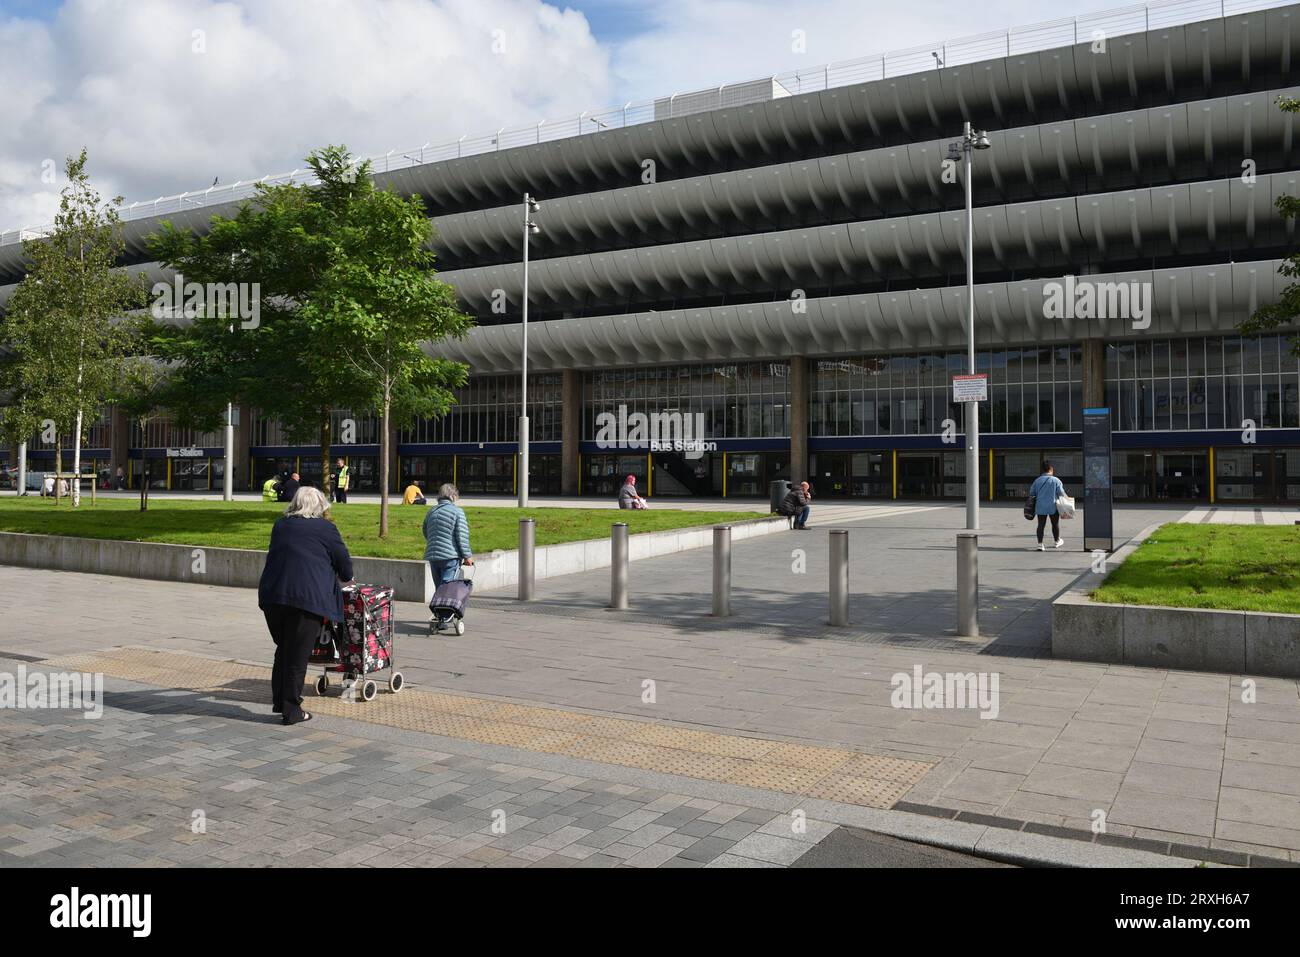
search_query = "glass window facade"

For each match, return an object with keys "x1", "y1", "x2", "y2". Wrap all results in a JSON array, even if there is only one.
[
  {"x1": 811, "y1": 347, "x2": 1084, "y2": 437},
  {"x1": 400, "y1": 374, "x2": 562, "y2": 445},
  {"x1": 132, "y1": 416, "x2": 223, "y2": 450},
  {"x1": 250, "y1": 409, "x2": 382, "y2": 447},
  {"x1": 1105, "y1": 335, "x2": 1300, "y2": 431},
  {"x1": 31, "y1": 407, "x2": 113, "y2": 451},
  {"x1": 582, "y1": 363, "x2": 791, "y2": 440}
]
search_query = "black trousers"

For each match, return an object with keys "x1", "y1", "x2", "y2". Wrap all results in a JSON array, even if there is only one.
[
  {"x1": 334, "y1": 487, "x2": 348, "y2": 503},
  {"x1": 1036, "y1": 513, "x2": 1061, "y2": 544},
  {"x1": 263, "y1": 604, "x2": 320, "y2": 723}
]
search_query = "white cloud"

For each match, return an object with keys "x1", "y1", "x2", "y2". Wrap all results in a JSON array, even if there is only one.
[{"x1": 0, "y1": 0, "x2": 614, "y2": 230}]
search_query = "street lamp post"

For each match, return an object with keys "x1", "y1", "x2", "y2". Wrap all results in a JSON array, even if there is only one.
[
  {"x1": 518, "y1": 193, "x2": 540, "y2": 508},
  {"x1": 954, "y1": 122, "x2": 992, "y2": 531}
]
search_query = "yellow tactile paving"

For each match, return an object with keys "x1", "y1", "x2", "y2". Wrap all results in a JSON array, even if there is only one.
[{"x1": 42, "y1": 647, "x2": 934, "y2": 810}]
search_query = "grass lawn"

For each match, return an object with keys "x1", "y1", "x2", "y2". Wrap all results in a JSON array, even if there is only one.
[
  {"x1": 1091, "y1": 523, "x2": 1300, "y2": 615},
  {"x1": 0, "y1": 497, "x2": 768, "y2": 560}
]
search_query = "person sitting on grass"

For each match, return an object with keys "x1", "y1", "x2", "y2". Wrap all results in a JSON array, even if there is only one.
[
  {"x1": 277, "y1": 471, "x2": 301, "y2": 503},
  {"x1": 618, "y1": 474, "x2": 648, "y2": 510},
  {"x1": 403, "y1": 479, "x2": 427, "y2": 506}
]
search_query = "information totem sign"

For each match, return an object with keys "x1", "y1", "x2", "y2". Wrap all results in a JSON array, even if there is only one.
[{"x1": 1082, "y1": 408, "x2": 1113, "y2": 552}]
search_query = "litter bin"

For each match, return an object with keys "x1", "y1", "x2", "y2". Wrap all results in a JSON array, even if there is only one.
[{"x1": 770, "y1": 479, "x2": 792, "y2": 514}]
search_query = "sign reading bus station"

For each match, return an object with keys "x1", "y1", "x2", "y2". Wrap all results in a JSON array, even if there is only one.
[
  {"x1": 165, "y1": 447, "x2": 204, "y2": 458},
  {"x1": 951, "y1": 374, "x2": 988, "y2": 403}
]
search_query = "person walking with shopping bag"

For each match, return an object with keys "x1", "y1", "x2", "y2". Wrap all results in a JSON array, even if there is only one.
[{"x1": 1027, "y1": 460, "x2": 1068, "y2": 551}]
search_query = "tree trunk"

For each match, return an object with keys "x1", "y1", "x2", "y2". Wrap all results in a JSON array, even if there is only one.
[
  {"x1": 71, "y1": 408, "x2": 83, "y2": 508},
  {"x1": 54, "y1": 445, "x2": 62, "y2": 505},
  {"x1": 379, "y1": 397, "x2": 391, "y2": 538},
  {"x1": 140, "y1": 462, "x2": 147, "y2": 512},
  {"x1": 319, "y1": 408, "x2": 332, "y2": 500}
]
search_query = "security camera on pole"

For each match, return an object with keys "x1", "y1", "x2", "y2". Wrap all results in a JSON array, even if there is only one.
[{"x1": 518, "y1": 193, "x2": 541, "y2": 508}]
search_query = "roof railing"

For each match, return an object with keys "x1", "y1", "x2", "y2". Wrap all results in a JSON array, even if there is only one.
[{"x1": 0, "y1": 0, "x2": 1290, "y2": 244}]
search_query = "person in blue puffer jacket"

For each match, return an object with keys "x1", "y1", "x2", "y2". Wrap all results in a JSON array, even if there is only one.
[
  {"x1": 1028, "y1": 460, "x2": 1067, "y2": 552},
  {"x1": 423, "y1": 483, "x2": 475, "y2": 587}
]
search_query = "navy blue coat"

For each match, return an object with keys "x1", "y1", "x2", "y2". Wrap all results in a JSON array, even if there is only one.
[{"x1": 258, "y1": 516, "x2": 354, "y2": 622}]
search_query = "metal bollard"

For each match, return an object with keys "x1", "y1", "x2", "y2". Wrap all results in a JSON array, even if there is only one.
[
  {"x1": 712, "y1": 526, "x2": 732, "y2": 617},
  {"x1": 611, "y1": 522, "x2": 629, "y2": 609},
  {"x1": 518, "y1": 518, "x2": 535, "y2": 601},
  {"x1": 829, "y1": 529, "x2": 849, "y2": 627},
  {"x1": 957, "y1": 531, "x2": 978, "y2": 638}
]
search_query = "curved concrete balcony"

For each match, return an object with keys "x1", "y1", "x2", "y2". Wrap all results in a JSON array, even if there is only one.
[
  {"x1": 433, "y1": 172, "x2": 1297, "y2": 314},
  {"x1": 428, "y1": 87, "x2": 1300, "y2": 267},
  {"x1": 1, "y1": 169, "x2": 1293, "y2": 317},
  {"x1": 429, "y1": 259, "x2": 1288, "y2": 372}
]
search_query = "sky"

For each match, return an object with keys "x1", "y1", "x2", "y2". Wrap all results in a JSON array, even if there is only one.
[{"x1": 0, "y1": 0, "x2": 1129, "y2": 232}]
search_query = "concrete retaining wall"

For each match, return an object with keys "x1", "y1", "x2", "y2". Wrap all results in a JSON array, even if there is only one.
[
  {"x1": 1051, "y1": 524, "x2": 1300, "y2": 678},
  {"x1": 0, "y1": 516, "x2": 787, "y2": 605}
]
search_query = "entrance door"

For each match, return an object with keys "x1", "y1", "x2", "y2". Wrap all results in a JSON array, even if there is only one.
[
  {"x1": 1154, "y1": 451, "x2": 1208, "y2": 501},
  {"x1": 1279, "y1": 450, "x2": 1300, "y2": 502},
  {"x1": 897, "y1": 452, "x2": 941, "y2": 498},
  {"x1": 652, "y1": 452, "x2": 721, "y2": 496}
]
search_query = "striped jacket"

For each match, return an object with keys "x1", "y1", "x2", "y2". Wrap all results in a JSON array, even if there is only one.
[{"x1": 422, "y1": 498, "x2": 472, "y2": 562}]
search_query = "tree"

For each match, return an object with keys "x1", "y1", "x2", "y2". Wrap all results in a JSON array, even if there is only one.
[
  {"x1": 149, "y1": 146, "x2": 471, "y2": 533},
  {"x1": 116, "y1": 356, "x2": 173, "y2": 511},
  {"x1": 0, "y1": 151, "x2": 146, "y2": 506},
  {"x1": 1241, "y1": 95, "x2": 1300, "y2": 358},
  {"x1": 308, "y1": 152, "x2": 472, "y2": 535}
]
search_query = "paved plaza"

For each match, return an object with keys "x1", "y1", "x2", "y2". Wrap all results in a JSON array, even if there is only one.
[{"x1": 2, "y1": 501, "x2": 1299, "y2": 867}]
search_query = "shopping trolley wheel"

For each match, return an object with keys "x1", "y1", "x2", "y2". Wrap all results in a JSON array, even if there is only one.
[
  {"x1": 454, "y1": 619, "x2": 465, "y2": 636},
  {"x1": 314, "y1": 675, "x2": 329, "y2": 696},
  {"x1": 360, "y1": 680, "x2": 378, "y2": 702},
  {"x1": 389, "y1": 672, "x2": 405, "y2": 693}
]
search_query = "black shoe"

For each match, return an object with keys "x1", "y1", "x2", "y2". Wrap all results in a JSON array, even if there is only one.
[{"x1": 282, "y1": 711, "x2": 312, "y2": 726}]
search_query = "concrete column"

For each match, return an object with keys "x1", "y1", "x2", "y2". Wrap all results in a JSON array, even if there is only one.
[
  {"x1": 233, "y1": 404, "x2": 253, "y2": 490},
  {"x1": 109, "y1": 405, "x2": 130, "y2": 479},
  {"x1": 1081, "y1": 338, "x2": 1105, "y2": 411},
  {"x1": 561, "y1": 368, "x2": 582, "y2": 496},
  {"x1": 789, "y1": 356, "x2": 809, "y2": 484}
]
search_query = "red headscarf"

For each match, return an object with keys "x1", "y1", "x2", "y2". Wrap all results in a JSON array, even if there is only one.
[{"x1": 626, "y1": 475, "x2": 636, "y2": 484}]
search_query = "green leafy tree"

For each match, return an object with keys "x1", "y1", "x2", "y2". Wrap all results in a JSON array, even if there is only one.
[
  {"x1": 297, "y1": 149, "x2": 472, "y2": 535},
  {"x1": 148, "y1": 146, "x2": 471, "y2": 528},
  {"x1": 0, "y1": 150, "x2": 146, "y2": 506},
  {"x1": 1241, "y1": 95, "x2": 1300, "y2": 357}
]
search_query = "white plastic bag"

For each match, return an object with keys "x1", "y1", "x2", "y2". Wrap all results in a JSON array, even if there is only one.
[{"x1": 1056, "y1": 494, "x2": 1076, "y2": 519}]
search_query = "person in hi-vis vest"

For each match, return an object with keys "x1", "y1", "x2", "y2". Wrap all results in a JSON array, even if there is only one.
[
  {"x1": 333, "y1": 458, "x2": 350, "y2": 503},
  {"x1": 262, "y1": 475, "x2": 279, "y2": 503}
]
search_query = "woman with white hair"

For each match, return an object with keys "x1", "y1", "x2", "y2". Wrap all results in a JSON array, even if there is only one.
[
  {"x1": 423, "y1": 482, "x2": 474, "y2": 588},
  {"x1": 258, "y1": 486, "x2": 354, "y2": 725}
]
